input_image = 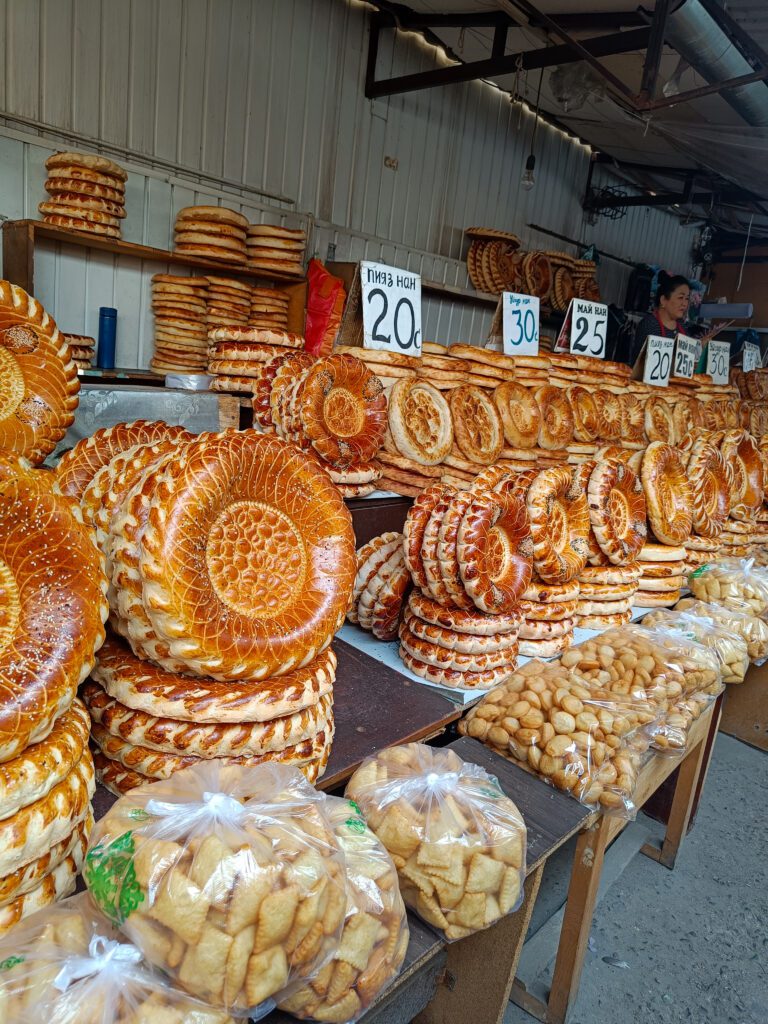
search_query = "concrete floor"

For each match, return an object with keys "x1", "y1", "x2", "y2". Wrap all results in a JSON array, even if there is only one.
[{"x1": 506, "y1": 734, "x2": 768, "y2": 1024}]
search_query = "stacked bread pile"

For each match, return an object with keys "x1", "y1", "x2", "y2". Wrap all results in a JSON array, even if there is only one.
[
  {"x1": 416, "y1": 343, "x2": 508, "y2": 392},
  {"x1": 173, "y1": 205, "x2": 248, "y2": 264},
  {"x1": 250, "y1": 286, "x2": 291, "y2": 329},
  {"x1": 464, "y1": 228, "x2": 601, "y2": 305},
  {"x1": 205, "y1": 275, "x2": 251, "y2": 328},
  {"x1": 55, "y1": 425, "x2": 355, "y2": 792},
  {"x1": 0, "y1": 455, "x2": 107, "y2": 933},
  {"x1": 207, "y1": 326, "x2": 304, "y2": 393},
  {"x1": 395, "y1": 476, "x2": 530, "y2": 688},
  {"x1": 246, "y1": 224, "x2": 306, "y2": 276},
  {"x1": 41, "y1": 152, "x2": 126, "y2": 238},
  {"x1": 64, "y1": 333, "x2": 96, "y2": 371},
  {"x1": 257, "y1": 351, "x2": 388, "y2": 497},
  {"x1": 149, "y1": 273, "x2": 209, "y2": 374},
  {"x1": 717, "y1": 429, "x2": 764, "y2": 556},
  {"x1": 348, "y1": 532, "x2": 410, "y2": 639},
  {"x1": 572, "y1": 456, "x2": 647, "y2": 627},
  {"x1": 336, "y1": 345, "x2": 418, "y2": 392}
]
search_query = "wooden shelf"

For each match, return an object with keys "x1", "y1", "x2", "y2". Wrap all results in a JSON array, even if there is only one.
[
  {"x1": 421, "y1": 278, "x2": 498, "y2": 307},
  {"x1": 2, "y1": 219, "x2": 307, "y2": 292}
]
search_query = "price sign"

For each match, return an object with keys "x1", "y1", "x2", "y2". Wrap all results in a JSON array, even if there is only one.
[
  {"x1": 643, "y1": 335, "x2": 674, "y2": 387},
  {"x1": 707, "y1": 338, "x2": 730, "y2": 385},
  {"x1": 502, "y1": 292, "x2": 540, "y2": 356},
  {"x1": 360, "y1": 261, "x2": 422, "y2": 356},
  {"x1": 743, "y1": 341, "x2": 761, "y2": 373},
  {"x1": 673, "y1": 333, "x2": 698, "y2": 379},
  {"x1": 569, "y1": 299, "x2": 608, "y2": 359}
]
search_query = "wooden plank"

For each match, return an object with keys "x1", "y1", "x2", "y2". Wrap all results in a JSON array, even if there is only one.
[
  {"x1": 10, "y1": 220, "x2": 306, "y2": 284},
  {"x1": 415, "y1": 864, "x2": 544, "y2": 1024},
  {"x1": 2, "y1": 221, "x2": 35, "y2": 293},
  {"x1": 720, "y1": 662, "x2": 768, "y2": 751},
  {"x1": 447, "y1": 737, "x2": 593, "y2": 872}
]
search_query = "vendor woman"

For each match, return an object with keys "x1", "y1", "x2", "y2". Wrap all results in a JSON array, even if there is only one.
[{"x1": 631, "y1": 271, "x2": 690, "y2": 365}]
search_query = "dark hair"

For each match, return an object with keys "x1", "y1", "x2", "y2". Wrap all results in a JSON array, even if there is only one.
[{"x1": 655, "y1": 271, "x2": 689, "y2": 306}]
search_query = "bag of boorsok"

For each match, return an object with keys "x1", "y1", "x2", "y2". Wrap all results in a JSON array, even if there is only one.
[
  {"x1": 278, "y1": 797, "x2": 408, "y2": 1022},
  {"x1": 83, "y1": 762, "x2": 347, "y2": 1019},
  {"x1": 0, "y1": 891, "x2": 234, "y2": 1023},
  {"x1": 345, "y1": 744, "x2": 526, "y2": 941},
  {"x1": 460, "y1": 660, "x2": 659, "y2": 818},
  {"x1": 642, "y1": 607, "x2": 749, "y2": 684},
  {"x1": 675, "y1": 597, "x2": 768, "y2": 665},
  {"x1": 688, "y1": 557, "x2": 768, "y2": 620}
]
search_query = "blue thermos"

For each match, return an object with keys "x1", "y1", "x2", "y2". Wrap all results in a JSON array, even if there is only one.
[{"x1": 97, "y1": 307, "x2": 117, "y2": 369}]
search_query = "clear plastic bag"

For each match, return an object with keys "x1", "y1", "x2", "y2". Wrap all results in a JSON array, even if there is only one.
[
  {"x1": 83, "y1": 762, "x2": 347, "y2": 1019},
  {"x1": 278, "y1": 797, "x2": 408, "y2": 1022},
  {"x1": 0, "y1": 892, "x2": 235, "y2": 1023},
  {"x1": 345, "y1": 744, "x2": 526, "y2": 941},
  {"x1": 688, "y1": 557, "x2": 768, "y2": 619},
  {"x1": 459, "y1": 660, "x2": 659, "y2": 818},
  {"x1": 559, "y1": 625, "x2": 722, "y2": 755},
  {"x1": 676, "y1": 597, "x2": 768, "y2": 665},
  {"x1": 642, "y1": 607, "x2": 749, "y2": 684}
]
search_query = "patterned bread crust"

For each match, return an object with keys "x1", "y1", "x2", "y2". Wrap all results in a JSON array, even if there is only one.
[
  {"x1": 525, "y1": 467, "x2": 590, "y2": 584},
  {"x1": 587, "y1": 460, "x2": 647, "y2": 565},
  {"x1": 0, "y1": 754, "x2": 94, "y2": 876},
  {"x1": 457, "y1": 488, "x2": 533, "y2": 613},
  {"x1": 0, "y1": 851, "x2": 82, "y2": 936},
  {"x1": 408, "y1": 590, "x2": 519, "y2": 636},
  {"x1": 640, "y1": 442, "x2": 693, "y2": 545},
  {"x1": 0, "y1": 814, "x2": 90, "y2": 908},
  {"x1": 82, "y1": 678, "x2": 333, "y2": 758},
  {"x1": 0, "y1": 280, "x2": 80, "y2": 464},
  {"x1": 686, "y1": 439, "x2": 730, "y2": 538}
]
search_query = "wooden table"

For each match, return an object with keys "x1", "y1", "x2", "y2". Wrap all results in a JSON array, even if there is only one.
[
  {"x1": 719, "y1": 661, "x2": 768, "y2": 752},
  {"x1": 510, "y1": 699, "x2": 722, "y2": 1024}
]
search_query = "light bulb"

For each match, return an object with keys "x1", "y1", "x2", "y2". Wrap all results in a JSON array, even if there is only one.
[{"x1": 521, "y1": 154, "x2": 536, "y2": 192}]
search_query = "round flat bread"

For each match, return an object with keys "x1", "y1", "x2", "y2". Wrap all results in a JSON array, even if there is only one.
[
  {"x1": 45, "y1": 174, "x2": 124, "y2": 198},
  {"x1": 575, "y1": 610, "x2": 633, "y2": 628},
  {"x1": 632, "y1": 590, "x2": 681, "y2": 607},
  {"x1": 41, "y1": 213, "x2": 120, "y2": 237},
  {"x1": 175, "y1": 231, "x2": 246, "y2": 253},
  {"x1": 518, "y1": 634, "x2": 572, "y2": 658},
  {"x1": 39, "y1": 201, "x2": 121, "y2": 225},
  {"x1": 247, "y1": 224, "x2": 306, "y2": 240},
  {"x1": 41, "y1": 192, "x2": 125, "y2": 217},
  {"x1": 0, "y1": 814, "x2": 90, "y2": 910},
  {"x1": 174, "y1": 243, "x2": 248, "y2": 263},
  {"x1": 46, "y1": 150, "x2": 126, "y2": 178},
  {"x1": 450, "y1": 385, "x2": 503, "y2": 465},
  {"x1": 175, "y1": 205, "x2": 248, "y2": 228},
  {"x1": 0, "y1": 852, "x2": 82, "y2": 935},
  {"x1": 174, "y1": 221, "x2": 247, "y2": 240},
  {"x1": 400, "y1": 649, "x2": 511, "y2": 690},
  {"x1": 408, "y1": 589, "x2": 519, "y2": 635},
  {"x1": 388, "y1": 378, "x2": 453, "y2": 466}
]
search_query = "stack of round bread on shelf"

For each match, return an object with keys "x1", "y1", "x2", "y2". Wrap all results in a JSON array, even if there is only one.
[
  {"x1": 55, "y1": 424, "x2": 356, "y2": 794},
  {"x1": 250, "y1": 286, "x2": 291, "y2": 329},
  {"x1": 63, "y1": 333, "x2": 96, "y2": 371},
  {"x1": 149, "y1": 273, "x2": 210, "y2": 374},
  {"x1": 246, "y1": 224, "x2": 306, "y2": 276},
  {"x1": 41, "y1": 151, "x2": 126, "y2": 238},
  {"x1": 207, "y1": 325, "x2": 304, "y2": 392},
  {"x1": 204, "y1": 275, "x2": 251, "y2": 328},
  {"x1": 348, "y1": 531, "x2": 410, "y2": 639},
  {"x1": 257, "y1": 351, "x2": 388, "y2": 496},
  {"x1": 173, "y1": 205, "x2": 248, "y2": 264},
  {"x1": 0, "y1": 455, "x2": 108, "y2": 933},
  {"x1": 0, "y1": 281, "x2": 80, "y2": 465},
  {"x1": 464, "y1": 229, "x2": 601, "y2": 306}
]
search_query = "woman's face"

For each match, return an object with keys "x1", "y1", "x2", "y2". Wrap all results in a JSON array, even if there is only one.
[{"x1": 661, "y1": 285, "x2": 690, "y2": 322}]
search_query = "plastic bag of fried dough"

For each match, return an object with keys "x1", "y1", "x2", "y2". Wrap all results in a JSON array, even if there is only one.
[
  {"x1": 675, "y1": 596, "x2": 768, "y2": 665},
  {"x1": 83, "y1": 762, "x2": 347, "y2": 1018},
  {"x1": 0, "y1": 891, "x2": 235, "y2": 1024},
  {"x1": 460, "y1": 660, "x2": 659, "y2": 817},
  {"x1": 278, "y1": 797, "x2": 408, "y2": 1022},
  {"x1": 642, "y1": 607, "x2": 749, "y2": 684},
  {"x1": 688, "y1": 557, "x2": 768, "y2": 620},
  {"x1": 345, "y1": 744, "x2": 526, "y2": 941}
]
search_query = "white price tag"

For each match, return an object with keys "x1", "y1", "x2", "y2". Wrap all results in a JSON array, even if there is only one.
[
  {"x1": 360, "y1": 261, "x2": 422, "y2": 356},
  {"x1": 502, "y1": 292, "x2": 539, "y2": 356},
  {"x1": 569, "y1": 300, "x2": 608, "y2": 359},
  {"x1": 743, "y1": 341, "x2": 761, "y2": 373},
  {"x1": 673, "y1": 333, "x2": 698, "y2": 379},
  {"x1": 707, "y1": 338, "x2": 730, "y2": 385},
  {"x1": 643, "y1": 335, "x2": 674, "y2": 387}
]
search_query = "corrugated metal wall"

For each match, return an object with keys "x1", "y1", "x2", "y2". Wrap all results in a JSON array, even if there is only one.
[{"x1": 0, "y1": 0, "x2": 698, "y2": 365}]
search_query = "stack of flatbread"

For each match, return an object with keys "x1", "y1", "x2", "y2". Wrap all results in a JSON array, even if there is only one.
[
  {"x1": 40, "y1": 151, "x2": 126, "y2": 238},
  {"x1": 207, "y1": 326, "x2": 304, "y2": 393},
  {"x1": 84, "y1": 635, "x2": 336, "y2": 794},
  {"x1": 250, "y1": 286, "x2": 291, "y2": 329},
  {"x1": 246, "y1": 224, "x2": 306, "y2": 276},
  {"x1": 173, "y1": 205, "x2": 248, "y2": 264},
  {"x1": 150, "y1": 273, "x2": 209, "y2": 374},
  {"x1": 205, "y1": 275, "x2": 251, "y2": 328},
  {"x1": 63, "y1": 333, "x2": 95, "y2": 372}
]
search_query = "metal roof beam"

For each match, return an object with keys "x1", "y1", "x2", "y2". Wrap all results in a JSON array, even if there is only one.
[
  {"x1": 639, "y1": 0, "x2": 671, "y2": 102},
  {"x1": 365, "y1": 25, "x2": 650, "y2": 98}
]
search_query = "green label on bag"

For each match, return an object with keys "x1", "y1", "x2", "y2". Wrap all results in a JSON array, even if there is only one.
[
  {"x1": 344, "y1": 800, "x2": 367, "y2": 835},
  {"x1": 83, "y1": 830, "x2": 145, "y2": 926},
  {"x1": 690, "y1": 565, "x2": 710, "y2": 578},
  {"x1": 0, "y1": 955, "x2": 24, "y2": 972}
]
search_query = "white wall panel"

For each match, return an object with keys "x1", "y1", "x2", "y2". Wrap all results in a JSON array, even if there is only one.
[{"x1": 0, "y1": 0, "x2": 699, "y2": 367}]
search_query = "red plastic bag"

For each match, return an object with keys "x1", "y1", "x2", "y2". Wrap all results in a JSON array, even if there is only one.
[{"x1": 305, "y1": 259, "x2": 346, "y2": 357}]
